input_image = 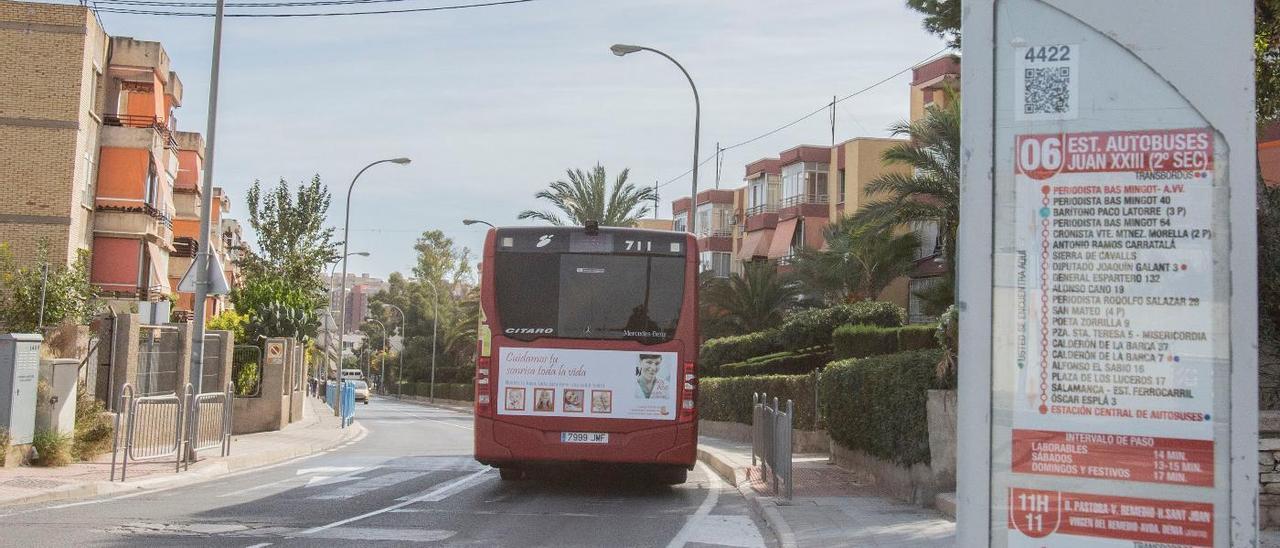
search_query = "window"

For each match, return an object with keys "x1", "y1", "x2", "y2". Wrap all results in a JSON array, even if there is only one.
[
  {"x1": 911, "y1": 221, "x2": 941, "y2": 260},
  {"x1": 495, "y1": 252, "x2": 686, "y2": 342},
  {"x1": 91, "y1": 67, "x2": 104, "y2": 118},
  {"x1": 837, "y1": 169, "x2": 846, "y2": 204},
  {"x1": 781, "y1": 162, "x2": 830, "y2": 205},
  {"x1": 673, "y1": 213, "x2": 688, "y2": 233},
  {"x1": 695, "y1": 203, "x2": 732, "y2": 237},
  {"x1": 790, "y1": 218, "x2": 805, "y2": 257},
  {"x1": 144, "y1": 158, "x2": 159, "y2": 208},
  {"x1": 699, "y1": 251, "x2": 732, "y2": 278}
]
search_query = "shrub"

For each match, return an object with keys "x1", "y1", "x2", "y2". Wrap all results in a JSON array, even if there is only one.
[
  {"x1": 72, "y1": 389, "x2": 114, "y2": 461},
  {"x1": 819, "y1": 349, "x2": 949, "y2": 467},
  {"x1": 31, "y1": 429, "x2": 72, "y2": 467},
  {"x1": 897, "y1": 324, "x2": 939, "y2": 351},
  {"x1": 718, "y1": 351, "x2": 832, "y2": 377},
  {"x1": 434, "y1": 383, "x2": 475, "y2": 402},
  {"x1": 699, "y1": 330, "x2": 783, "y2": 374},
  {"x1": 698, "y1": 374, "x2": 817, "y2": 429},
  {"x1": 777, "y1": 301, "x2": 905, "y2": 350},
  {"x1": 234, "y1": 362, "x2": 261, "y2": 396},
  {"x1": 0, "y1": 427, "x2": 8, "y2": 466},
  {"x1": 832, "y1": 325, "x2": 898, "y2": 359},
  {"x1": 430, "y1": 366, "x2": 476, "y2": 384}
]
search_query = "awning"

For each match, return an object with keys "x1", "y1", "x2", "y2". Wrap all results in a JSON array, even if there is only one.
[
  {"x1": 768, "y1": 218, "x2": 799, "y2": 259},
  {"x1": 146, "y1": 241, "x2": 171, "y2": 294},
  {"x1": 738, "y1": 229, "x2": 775, "y2": 260}
]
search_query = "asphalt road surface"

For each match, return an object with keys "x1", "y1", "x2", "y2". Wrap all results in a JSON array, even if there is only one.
[{"x1": 0, "y1": 396, "x2": 774, "y2": 548}]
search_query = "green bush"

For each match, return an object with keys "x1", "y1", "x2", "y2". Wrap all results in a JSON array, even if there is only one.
[
  {"x1": 719, "y1": 351, "x2": 831, "y2": 377},
  {"x1": 31, "y1": 429, "x2": 72, "y2": 467},
  {"x1": 0, "y1": 427, "x2": 8, "y2": 466},
  {"x1": 698, "y1": 374, "x2": 817, "y2": 429},
  {"x1": 234, "y1": 362, "x2": 261, "y2": 396},
  {"x1": 778, "y1": 301, "x2": 905, "y2": 350},
  {"x1": 897, "y1": 324, "x2": 940, "y2": 351},
  {"x1": 434, "y1": 383, "x2": 475, "y2": 402},
  {"x1": 72, "y1": 389, "x2": 114, "y2": 461},
  {"x1": 430, "y1": 366, "x2": 476, "y2": 384},
  {"x1": 819, "y1": 349, "x2": 950, "y2": 466},
  {"x1": 699, "y1": 330, "x2": 783, "y2": 375},
  {"x1": 832, "y1": 325, "x2": 898, "y2": 359}
]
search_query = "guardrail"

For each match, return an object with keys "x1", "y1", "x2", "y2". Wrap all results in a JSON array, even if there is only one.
[
  {"x1": 325, "y1": 381, "x2": 356, "y2": 428},
  {"x1": 110, "y1": 381, "x2": 235, "y2": 481},
  {"x1": 752, "y1": 392, "x2": 794, "y2": 502}
]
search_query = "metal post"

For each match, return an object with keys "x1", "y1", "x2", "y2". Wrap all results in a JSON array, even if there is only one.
[
  {"x1": 387, "y1": 304, "x2": 405, "y2": 400},
  {"x1": 187, "y1": 0, "x2": 227, "y2": 397},
  {"x1": 37, "y1": 263, "x2": 48, "y2": 330},
  {"x1": 425, "y1": 280, "x2": 438, "y2": 403}
]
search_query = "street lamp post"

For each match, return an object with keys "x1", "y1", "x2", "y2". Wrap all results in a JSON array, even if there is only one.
[
  {"x1": 424, "y1": 279, "x2": 439, "y2": 403},
  {"x1": 462, "y1": 219, "x2": 494, "y2": 228},
  {"x1": 337, "y1": 158, "x2": 409, "y2": 419},
  {"x1": 610, "y1": 43, "x2": 701, "y2": 234},
  {"x1": 386, "y1": 303, "x2": 406, "y2": 399},
  {"x1": 365, "y1": 317, "x2": 387, "y2": 391}
]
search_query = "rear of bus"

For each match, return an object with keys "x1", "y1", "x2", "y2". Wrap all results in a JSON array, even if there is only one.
[{"x1": 473, "y1": 226, "x2": 699, "y2": 484}]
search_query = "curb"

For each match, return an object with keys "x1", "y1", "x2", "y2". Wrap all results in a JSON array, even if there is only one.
[
  {"x1": 697, "y1": 445, "x2": 798, "y2": 548},
  {"x1": 0, "y1": 418, "x2": 366, "y2": 510}
]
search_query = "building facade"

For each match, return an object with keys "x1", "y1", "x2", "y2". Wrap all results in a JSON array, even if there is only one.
[
  {"x1": 1, "y1": 1, "x2": 239, "y2": 323},
  {"x1": 672, "y1": 189, "x2": 737, "y2": 278}
]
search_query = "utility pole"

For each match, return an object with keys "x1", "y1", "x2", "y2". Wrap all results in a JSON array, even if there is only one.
[
  {"x1": 653, "y1": 180, "x2": 659, "y2": 219},
  {"x1": 714, "y1": 142, "x2": 721, "y2": 189},
  {"x1": 830, "y1": 94, "x2": 836, "y2": 146},
  {"x1": 188, "y1": 0, "x2": 227, "y2": 396}
]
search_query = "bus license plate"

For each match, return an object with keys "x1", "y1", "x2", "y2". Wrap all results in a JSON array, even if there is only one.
[{"x1": 561, "y1": 432, "x2": 608, "y2": 444}]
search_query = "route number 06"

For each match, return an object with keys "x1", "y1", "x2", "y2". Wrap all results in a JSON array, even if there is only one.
[{"x1": 1018, "y1": 136, "x2": 1063, "y2": 174}]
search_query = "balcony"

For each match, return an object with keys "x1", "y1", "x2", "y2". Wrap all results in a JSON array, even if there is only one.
[
  {"x1": 94, "y1": 203, "x2": 173, "y2": 244},
  {"x1": 172, "y1": 237, "x2": 198, "y2": 258},
  {"x1": 779, "y1": 193, "x2": 830, "y2": 220},
  {"x1": 103, "y1": 113, "x2": 179, "y2": 150}
]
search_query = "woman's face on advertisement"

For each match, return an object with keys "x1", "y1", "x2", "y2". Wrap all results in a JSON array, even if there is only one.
[{"x1": 639, "y1": 360, "x2": 660, "y2": 381}]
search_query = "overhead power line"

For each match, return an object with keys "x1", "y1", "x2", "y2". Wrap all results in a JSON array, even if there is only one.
[
  {"x1": 89, "y1": 0, "x2": 535, "y2": 17},
  {"x1": 654, "y1": 46, "x2": 951, "y2": 192}
]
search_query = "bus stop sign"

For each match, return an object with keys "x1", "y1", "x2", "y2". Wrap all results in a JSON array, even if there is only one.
[{"x1": 958, "y1": 1, "x2": 1257, "y2": 546}]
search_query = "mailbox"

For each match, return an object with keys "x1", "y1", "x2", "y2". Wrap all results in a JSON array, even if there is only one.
[{"x1": 0, "y1": 333, "x2": 43, "y2": 445}]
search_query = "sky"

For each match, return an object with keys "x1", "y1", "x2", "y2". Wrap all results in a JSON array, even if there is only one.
[{"x1": 80, "y1": 0, "x2": 946, "y2": 279}]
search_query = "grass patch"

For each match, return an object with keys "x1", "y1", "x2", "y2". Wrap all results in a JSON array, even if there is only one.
[{"x1": 31, "y1": 429, "x2": 72, "y2": 467}]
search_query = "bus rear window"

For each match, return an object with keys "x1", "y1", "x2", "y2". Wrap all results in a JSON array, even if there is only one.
[{"x1": 495, "y1": 252, "x2": 685, "y2": 343}]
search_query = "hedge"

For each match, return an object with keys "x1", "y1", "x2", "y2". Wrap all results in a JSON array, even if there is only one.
[
  {"x1": 699, "y1": 330, "x2": 783, "y2": 374},
  {"x1": 777, "y1": 301, "x2": 905, "y2": 350},
  {"x1": 428, "y1": 366, "x2": 476, "y2": 384},
  {"x1": 818, "y1": 349, "x2": 949, "y2": 466},
  {"x1": 718, "y1": 350, "x2": 832, "y2": 377},
  {"x1": 897, "y1": 324, "x2": 939, "y2": 351},
  {"x1": 832, "y1": 325, "x2": 897, "y2": 359},
  {"x1": 698, "y1": 374, "x2": 817, "y2": 429}
]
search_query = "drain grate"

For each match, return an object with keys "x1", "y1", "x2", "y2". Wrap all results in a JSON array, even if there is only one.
[{"x1": 2, "y1": 477, "x2": 68, "y2": 490}]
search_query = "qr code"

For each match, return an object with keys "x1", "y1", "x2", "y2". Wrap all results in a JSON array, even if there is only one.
[{"x1": 1023, "y1": 67, "x2": 1071, "y2": 115}]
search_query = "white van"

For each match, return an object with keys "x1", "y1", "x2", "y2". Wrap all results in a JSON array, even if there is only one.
[{"x1": 340, "y1": 369, "x2": 364, "y2": 381}]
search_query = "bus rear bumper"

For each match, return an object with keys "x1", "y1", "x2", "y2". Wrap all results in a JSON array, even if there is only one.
[{"x1": 474, "y1": 417, "x2": 697, "y2": 469}]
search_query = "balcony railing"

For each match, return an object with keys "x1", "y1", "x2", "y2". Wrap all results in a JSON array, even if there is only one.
[
  {"x1": 696, "y1": 228, "x2": 734, "y2": 239},
  {"x1": 746, "y1": 204, "x2": 779, "y2": 217},
  {"x1": 780, "y1": 194, "x2": 830, "y2": 208},
  {"x1": 172, "y1": 237, "x2": 198, "y2": 258},
  {"x1": 96, "y1": 202, "x2": 174, "y2": 229},
  {"x1": 103, "y1": 113, "x2": 179, "y2": 150}
]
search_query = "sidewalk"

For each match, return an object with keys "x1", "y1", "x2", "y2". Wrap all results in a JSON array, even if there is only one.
[
  {"x1": 699, "y1": 435, "x2": 955, "y2": 548},
  {"x1": 0, "y1": 396, "x2": 363, "y2": 508}
]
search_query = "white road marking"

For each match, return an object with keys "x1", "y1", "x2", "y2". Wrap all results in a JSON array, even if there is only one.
[
  {"x1": 387, "y1": 407, "x2": 474, "y2": 431},
  {"x1": 244, "y1": 543, "x2": 272, "y2": 548},
  {"x1": 308, "y1": 471, "x2": 425, "y2": 500},
  {"x1": 685, "y1": 515, "x2": 766, "y2": 548},
  {"x1": 216, "y1": 466, "x2": 373, "y2": 498},
  {"x1": 664, "y1": 462, "x2": 724, "y2": 548},
  {"x1": 303, "y1": 527, "x2": 454, "y2": 541},
  {"x1": 295, "y1": 468, "x2": 492, "y2": 536}
]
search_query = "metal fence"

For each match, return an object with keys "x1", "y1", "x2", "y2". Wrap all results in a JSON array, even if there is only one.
[
  {"x1": 752, "y1": 393, "x2": 794, "y2": 502},
  {"x1": 137, "y1": 325, "x2": 181, "y2": 396},
  {"x1": 326, "y1": 381, "x2": 356, "y2": 428},
  {"x1": 232, "y1": 345, "x2": 262, "y2": 397},
  {"x1": 110, "y1": 381, "x2": 235, "y2": 481}
]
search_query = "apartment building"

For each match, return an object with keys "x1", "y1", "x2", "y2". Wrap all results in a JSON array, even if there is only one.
[
  {"x1": 671, "y1": 189, "x2": 737, "y2": 278},
  {"x1": 0, "y1": 1, "x2": 109, "y2": 267},
  {"x1": 727, "y1": 146, "x2": 832, "y2": 271},
  {"x1": 1, "y1": 1, "x2": 240, "y2": 323},
  {"x1": 903, "y1": 54, "x2": 959, "y2": 322}
]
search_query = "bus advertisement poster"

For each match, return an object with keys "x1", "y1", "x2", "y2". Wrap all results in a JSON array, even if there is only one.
[{"x1": 496, "y1": 347, "x2": 679, "y2": 421}]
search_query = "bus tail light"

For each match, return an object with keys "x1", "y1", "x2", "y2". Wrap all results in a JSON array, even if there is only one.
[
  {"x1": 679, "y1": 361, "x2": 696, "y2": 422},
  {"x1": 476, "y1": 356, "x2": 492, "y2": 414}
]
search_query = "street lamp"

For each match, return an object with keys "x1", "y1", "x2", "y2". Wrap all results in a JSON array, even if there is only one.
[
  {"x1": 462, "y1": 219, "x2": 495, "y2": 228},
  {"x1": 386, "y1": 303, "x2": 406, "y2": 399},
  {"x1": 337, "y1": 157, "x2": 409, "y2": 418},
  {"x1": 423, "y1": 279, "x2": 439, "y2": 403},
  {"x1": 611, "y1": 43, "x2": 701, "y2": 233},
  {"x1": 365, "y1": 317, "x2": 387, "y2": 391}
]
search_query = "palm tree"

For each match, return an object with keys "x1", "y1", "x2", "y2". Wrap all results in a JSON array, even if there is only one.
[
  {"x1": 700, "y1": 262, "x2": 800, "y2": 337},
  {"x1": 791, "y1": 217, "x2": 921, "y2": 305},
  {"x1": 518, "y1": 164, "x2": 656, "y2": 226},
  {"x1": 850, "y1": 87, "x2": 959, "y2": 312}
]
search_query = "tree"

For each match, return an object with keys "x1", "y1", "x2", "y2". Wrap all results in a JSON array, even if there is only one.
[
  {"x1": 905, "y1": 0, "x2": 960, "y2": 47},
  {"x1": 850, "y1": 90, "x2": 960, "y2": 314},
  {"x1": 518, "y1": 164, "x2": 656, "y2": 226},
  {"x1": 700, "y1": 262, "x2": 800, "y2": 337},
  {"x1": 412, "y1": 230, "x2": 472, "y2": 288},
  {"x1": 791, "y1": 218, "x2": 921, "y2": 305},
  {"x1": 239, "y1": 175, "x2": 338, "y2": 300},
  {"x1": 0, "y1": 242, "x2": 97, "y2": 332}
]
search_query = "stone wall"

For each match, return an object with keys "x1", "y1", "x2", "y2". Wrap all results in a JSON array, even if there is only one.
[{"x1": 1261, "y1": 411, "x2": 1280, "y2": 528}]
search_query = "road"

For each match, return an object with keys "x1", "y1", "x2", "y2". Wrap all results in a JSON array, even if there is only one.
[{"x1": 0, "y1": 396, "x2": 773, "y2": 547}]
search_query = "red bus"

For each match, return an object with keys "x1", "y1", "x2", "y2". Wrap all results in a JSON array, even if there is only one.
[{"x1": 473, "y1": 225, "x2": 699, "y2": 484}]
